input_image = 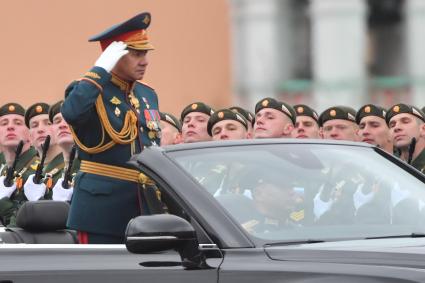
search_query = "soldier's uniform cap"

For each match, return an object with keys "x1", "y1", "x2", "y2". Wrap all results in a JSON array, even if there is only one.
[
  {"x1": 293, "y1": 104, "x2": 319, "y2": 122},
  {"x1": 421, "y1": 106, "x2": 425, "y2": 115},
  {"x1": 356, "y1": 104, "x2": 387, "y2": 124},
  {"x1": 229, "y1": 106, "x2": 255, "y2": 127},
  {"x1": 207, "y1": 109, "x2": 248, "y2": 136},
  {"x1": 159, "y1": 112, "x2": 181, "y2": 132},
  {"x1": 48, "y1": 100, "x2": 64, "y2": 123},
  {"x1": 0, "y1": 103, "x2": 26, "y2": 118},
  {"x1": 25, "y1": 102, "x2": 50, "y2": 128},
  {"x1": 180, "y1": 102, "x2": 215, "y2": 121},
  {"x1": 255, "y1": 97, "x2": 296, "y2": 125},
  {"x1": 89, "y1": 12, "x2": 154, "y2": 51},
  {"x1": 385, "y1": 103, "x2": 425, "y2": 124},
  {"x1": 318, "y1": 106, "x2": 357, "y2": 127}
]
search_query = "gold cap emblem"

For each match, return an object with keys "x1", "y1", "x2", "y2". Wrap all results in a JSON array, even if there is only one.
[
  {"x1": 191, "y1": 103, "x2": 198, "y2": 110},
  {"x1": 35, "y1": 105, "x2": 43, "y2": 113},
  {"x1": 143, "y1": 15, "x2": 150, "y2": 25},
  {"x1": 297, "y1": 107, "x2": 304, "y2": 114},
  {"x1": 393, "y1": 105, "x2": 400, "y2": 113},
  {"x1": 364, "y1": 106, "x2": 371, "y2": 113},
  {"x1": 262, "y1": 100, "x2": 269, "y2": 107},
  {"x1": 330, "y1": 109, "x2": 336, "y2": 117},
  {"x1": 8, "y1": 105, "x2": 15, "y2": 112},
  {"x1": 218, "y1": 112, "x2": 224, "y2": 119}
]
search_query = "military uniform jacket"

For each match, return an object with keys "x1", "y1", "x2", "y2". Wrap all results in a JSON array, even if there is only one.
[
  {"x1": 0, "y1": 153, "x2": 5, "y2": 173},
  {"x1": 62, "y1": 66, "x2": 160, "y2": 237},
  {"x1": 0, "y1": 147, "x2": 38, "y2": 226},
  {"x1": 411, "y1": 148, "x2": 425, "y2": 174},
  {"x1": 42, "y1": 153, "x2": 65, "y2": 199}
]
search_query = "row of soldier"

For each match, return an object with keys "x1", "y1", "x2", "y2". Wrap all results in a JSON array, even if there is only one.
[{"x1": 160, "y1": 99, "x2": 425, "y2": 173}]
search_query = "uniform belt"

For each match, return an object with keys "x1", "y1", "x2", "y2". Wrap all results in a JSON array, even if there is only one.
[{"x1": 80, "y1": 160, "x2": 154, "y2": 185}]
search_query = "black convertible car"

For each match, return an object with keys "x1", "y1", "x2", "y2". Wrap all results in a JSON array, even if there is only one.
[{"x1": 2, "y1": 139, "x2": 425, "y2": 282}]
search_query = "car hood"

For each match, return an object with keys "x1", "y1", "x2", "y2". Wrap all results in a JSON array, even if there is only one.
[{"x1": 265, "y1": 238, "x2": 425, "y2": 269}]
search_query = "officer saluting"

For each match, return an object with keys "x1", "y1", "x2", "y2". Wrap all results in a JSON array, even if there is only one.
[{"x1": 61, "y1": 12, "x2": 162, "y2": 244}]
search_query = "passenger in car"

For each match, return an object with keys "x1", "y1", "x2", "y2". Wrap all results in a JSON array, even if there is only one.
[
  {"x1": 253, "y1": 97, "x2": 296, "y2": 139},
  {"x1": 319, "y1": 106, "x2": 359, "y2": 141},
  {"x1": 291, "y1": 104, "x2": 320, "y2": 139},
  {"x1": 207, "y1": 108, "x2": 250, "y2": 141},
  {"x1": 24, "y1": 103, "x2": 65, "y2": 201},
  {"x1": 386, "y1": 103, "x2": 425, "y2": 173},
  {"x1": 181, "y1": 102, "x2": 214, "y2": 143},
  {"x1": 159, "y1": 112, "x2": 182, "y2": 146},
  {"x1": 62, "y1": 12, "x2": 165, "y2": 244},
  {"x1": 0, "y1": 103, "x2": 39, "y2": 226},
  {"x1": 356, "y1": 104, "x2": 393, "y2": 154},
  {"x1": 48, "y1": 101, "x2": 80, "y2": 202}
]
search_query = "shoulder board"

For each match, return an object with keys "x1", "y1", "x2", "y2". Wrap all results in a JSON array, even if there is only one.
[{"x1": 136, "y1": 80, "x2": 155, "y2": 91}]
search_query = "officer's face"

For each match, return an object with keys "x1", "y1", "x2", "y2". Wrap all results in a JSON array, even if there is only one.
[
  {"x1": 29, "y1": 114, "x2": 55, "y2": 150},
  {"x1": 358, "y1": 116, "x2": 391, "y2": 148},
  {"x1": 254, "y1": 109, "x2": 293, "y2": 139},
  {"x1": 389, "y1": 113, "x2": 424, "y2": 149},
  {"x1": 253, "y1": 182, "x2": 295, "y2": 220},
  {"x1": 160, "y1": 120, "x2": 181, "y2": 146},
  {"x1": 322, "y1": 119, "x2": 359, "y2": 141},
  {"x1": 212, "y1": 120, "x2": 249, "y2": 141},
  {"x1": 182, "y1": 112, "x2": 211, "y2": 143},
  {"x1": 0, "y1": 114, "x2": 30, "y2": 148},
  {"x1": 292, "y1": 116, "x2": 320, "y2": 139},
  {"x1": 113, "y1": 49, "x2": 148, "y2": 82},
  {"x1": 51, "y1": 113, "x2": 74, "y2": 148}
]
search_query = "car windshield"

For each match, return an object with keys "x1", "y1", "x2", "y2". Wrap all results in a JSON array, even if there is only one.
[{"x1": 168, "y1": 143, "x2": 425, "y2": 243}]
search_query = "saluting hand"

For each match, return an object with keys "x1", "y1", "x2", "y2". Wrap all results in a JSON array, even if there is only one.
[{"x1": 94, "y1": 41, "x2": 129, "y2": 72}]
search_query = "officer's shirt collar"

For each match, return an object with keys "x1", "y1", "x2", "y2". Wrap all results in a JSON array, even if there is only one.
[{"x1": 110, "y1": 72, "x2": 135, "y2": 94}]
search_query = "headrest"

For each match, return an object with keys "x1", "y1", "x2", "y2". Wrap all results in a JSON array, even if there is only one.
[{"x1": 16, "y1": 201, "x2": 69, "y2": 232}]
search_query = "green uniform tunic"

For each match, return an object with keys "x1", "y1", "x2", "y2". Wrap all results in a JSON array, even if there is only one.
[
  {"x1": 43, "y1": 153, "x2": 65, "y2": 199},
  {"x1": 411, "y1": 149, "x2": 425, "y2": 174},
  {"x1": 0, "y1": 147, "x2": 38, "y2": 226},
  {"x1": 0, "y1": 152, "x2": 5, "y2": 172}
]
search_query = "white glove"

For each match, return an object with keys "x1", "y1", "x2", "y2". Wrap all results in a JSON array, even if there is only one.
[
  {"x1": 0, "y1": 176, "x2": 17, "y2": 199},
  {"x1": 52, "y1": 178, "x2": 74, "y2": 202},
  {"x1": 94, "y1": 41, "x2": 129, "y2": 72},
  {"x1": 24, "y1": 174, "x2": 47, "y2": 201}
]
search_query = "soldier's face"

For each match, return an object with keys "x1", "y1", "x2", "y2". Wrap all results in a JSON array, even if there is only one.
[
  {"x1": 52, "y1": 113, "x2": 74, "y2": 148},
  {"x1": 211, "y1": 120, "x2": 248, "y2": 141},
  {"x1": 254, "y1": 109, "x2": 293, "y2": 138},
  {"x1": 292, "y1": 116, "x2": 320, "y2": 139},
  {"x1": 160, "y1": 121, "x2": 182, "y2": 146},
  {"x1": 29, "y1": 114, "x2": 55, "y2": 150},
  {"x1": 322, "y1": 119, "x2": 359, "y2": 141},
  {"x1": 182, "y1": 112, "x2": 211, "y2": 143},
  {"x1": 0, "y1": 114, "x2": 30, "y2": 148},
  {"x1": 113, "y1": 49, "x2": 148, "y2": 81},
  {"x1": 389, "y1": 113, "x2": 423, "y2": 149},
  {"x1": 358, "y1": 116, "x2": 391, "y2": 148}
]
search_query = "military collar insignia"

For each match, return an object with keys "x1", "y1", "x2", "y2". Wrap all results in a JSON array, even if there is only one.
[
  {"x1": 111, "y1": 73, "x2": 135, "y2": 93},
  {"x1": 110, "y1": 96, "x2": 122, "y2": 105}
]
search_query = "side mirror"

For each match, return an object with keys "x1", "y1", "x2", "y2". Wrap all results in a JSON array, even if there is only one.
[{"x1": 125, "y1": 214, "x2": 210, "y2": 269}]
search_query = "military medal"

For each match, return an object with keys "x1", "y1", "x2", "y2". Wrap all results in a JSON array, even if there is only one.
[
  {"x1": 114, "y1": 107, "x2": 121, "y2": 117},
  {"x1": 144, "y1": 109, "x2": 161, "y2": 132}
]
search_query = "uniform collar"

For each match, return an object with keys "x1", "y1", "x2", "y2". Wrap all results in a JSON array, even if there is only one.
[{"x1": 110, "y1": 72, "x2": 135, "y2": 94}]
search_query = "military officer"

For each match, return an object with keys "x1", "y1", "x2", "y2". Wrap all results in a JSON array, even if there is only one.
[
  {"x1": 159, "y1": 112, "x2": 182, "y2": 146},
  {"x1": 291, "y1": 104, "x2": 320, "y2": 139},
  {"x1": 254, "y1": 98, "x2": 296, "y2": 139},
  {"x1": 181, "y1": 102, "x2": 214, "y2": 143},
  {"x1": 229, "y1": 106, "x2": 255, "y2": 137},
  {"x1": 49, "y1": 101, "x2": 80, "y2": 202},
  {"x1": 62, "y1": 12, "x2": 163, "y2": 244},
  {"x1": 24, "y1": 103, "x2": 65, "y2": 201},
  {"x1": 319, "y1": 106, "x2": 359, "y2": 141},
  {"x1": 207, "y1": 109, "x2": 250, "y2": 140},
  {"x1": 386, "y1": 103, "x2": 425, "y2": 172},
  {"x1": 0, "y1": 103, "x2": 38, "y2": 226},
  {"x1": 356, "y1": 104, "x2": 393, "y2": 153}
]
